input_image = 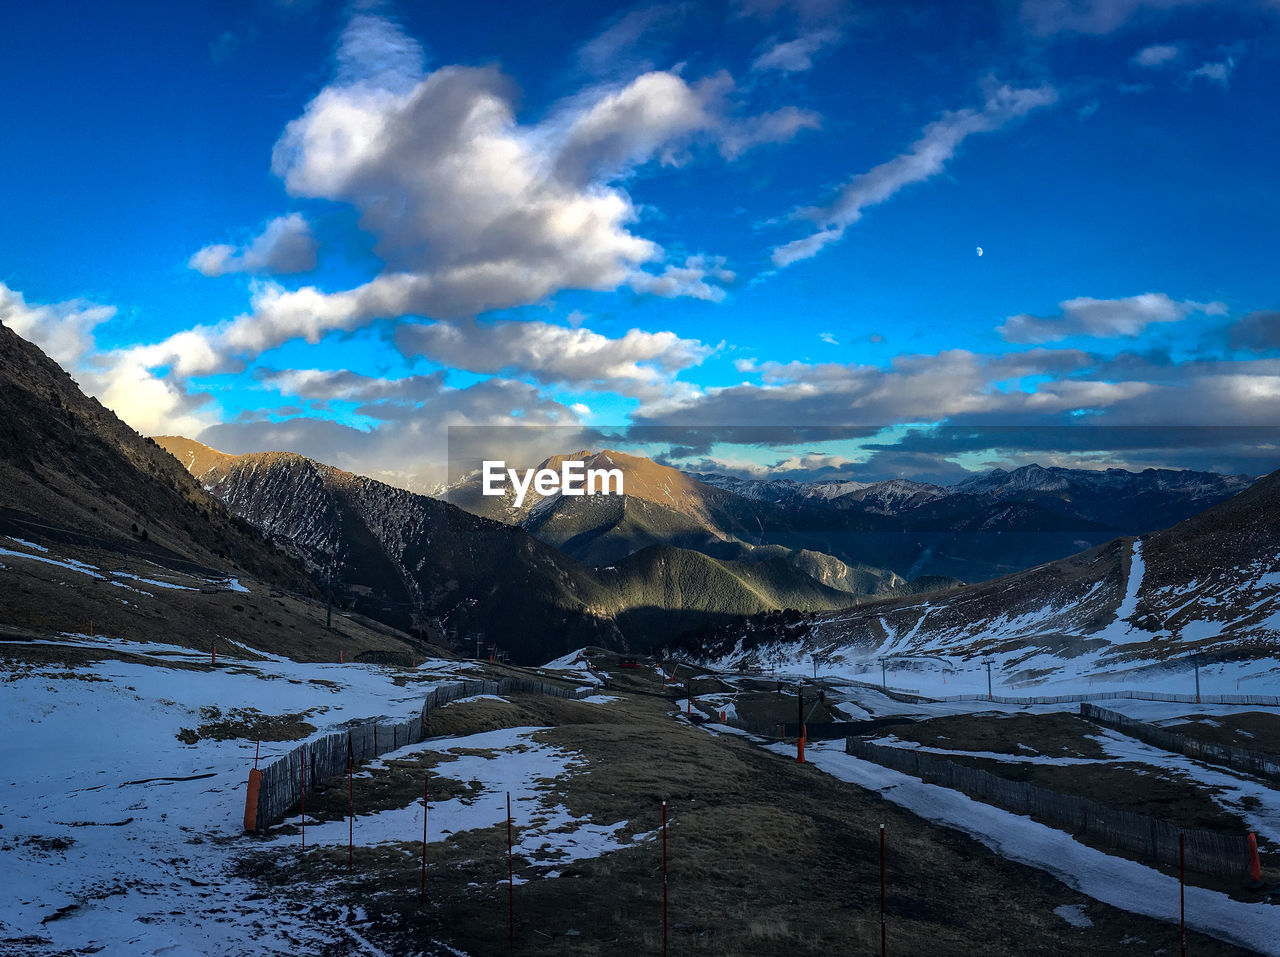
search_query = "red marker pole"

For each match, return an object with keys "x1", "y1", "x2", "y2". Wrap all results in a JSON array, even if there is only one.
[
  {"x1": 211, "y1": 642, "x2": 216, "y2": 667},
  {"x1": 1180, "y1": 831, "x2": 1186, "y2": 957},
  {"x1": 663, "y1": 800, "x2": 669, "y2": 957},
  {"x1": 507, "y1": 792, "x2": 515, "y2": 949},
  {"x1": 420, "y1": 775, "x2": 428, "y2": 905},
  {"x1": 880, "y1": 823, "x2": 887, "y2": 957}
]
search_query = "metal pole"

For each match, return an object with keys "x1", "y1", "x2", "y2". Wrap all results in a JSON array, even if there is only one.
[
  {"x1": 300, "y1": 748, "x2": 306, "y2": 850},
  {"x1": 986, "y1": 660, "x2": 993, "y2": 700},
  {"x1": 880, "y1": 823, "x2": 887, "y2": 957},
  {"x1": 797, "y1": 685, "x2": 805, "y2": 763},
  {"x1": 507, "y1": 792, "x2": 514, "y2": 949},
  {"x1": 325, "y1": 559, "x2": 333, "y2": 629},
  {"x1": 1180, "y1": 831, "x2": 1186, "y2": 957},
  {"x1": 881, "y1": 657, "x2": 887, "y2": 690},
  {"x1": 348, "y1": 759, "x2": 354, "y2": 870},
  {"x1": 420, "y1": 775, "x2": 428, "y2": 904},
  {"x1": 663, "y1": 800, "x2": 668, "y2": 957},
  {"x1": 1193, "y1": 656, "x2": 1201, "y2": 704}
]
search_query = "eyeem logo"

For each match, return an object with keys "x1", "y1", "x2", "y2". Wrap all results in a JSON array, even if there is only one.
[{"x1": 482, "y1": 460, "x2": 624, "y2": 507}]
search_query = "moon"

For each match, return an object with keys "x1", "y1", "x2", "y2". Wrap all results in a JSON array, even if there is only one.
[{"x1": 976, "y1": 246, "x2": 984, "y2": 257}]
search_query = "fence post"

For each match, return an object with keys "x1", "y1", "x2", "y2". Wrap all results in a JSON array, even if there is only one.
[
  {"x1": 880, "y1": 823, "x2": 887, "y2": 957},
  {"x1": 663, "y1": 800, "x2": 669, "y2": 957},
  {"x1": 507, "y1": 792, "x2": 515, "y2": 949},
  {"x1": 420, "y1": 775, "x2": 428, "y2": 905},
  {"x1": 1180, "y1": 832, "x2": 1186, "y2": 957},
  {"x1": 300, "y1": 747, "x2": 306, "y2": 850},
  {"x1": 348, "y1": 756, "x2": 354, "y2": 870}
]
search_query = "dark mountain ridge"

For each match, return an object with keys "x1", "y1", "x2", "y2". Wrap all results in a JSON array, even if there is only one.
[{"x1": 159, "y1": 438, "x2": 912, "y2": 663}]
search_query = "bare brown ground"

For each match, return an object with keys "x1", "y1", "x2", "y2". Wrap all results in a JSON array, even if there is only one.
[{"x1": 238, "y1": 665, "x2": 1260, "y2": 956}]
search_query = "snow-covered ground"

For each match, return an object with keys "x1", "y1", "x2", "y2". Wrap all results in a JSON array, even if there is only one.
[
  {"x1": 697, "y1": 533, "x2": 1280, "y2": 704},
  {"x1": 865, "y1": 726, "x2": 1280, "y2": 846},
  {"x1": 0, "y1": 635, "x2": 468, "y2": 954},
  {"x1": 0, "y1": 635, "x2": 633, "y2": 955},
  {"x1": 791, "y1": 739, "x2": 1280, "y2": 956},
  {"x1": 286, "y1": 726, "x2": 653, "y2": 876},
  {"x1": 707, "y1": 642, "x2": 1280, "y2": 706}
]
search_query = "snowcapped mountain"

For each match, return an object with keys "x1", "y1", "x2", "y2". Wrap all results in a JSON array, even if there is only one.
[
  {"x1": 805, "y1": 477, "x2": 951, "y2": 513},
  {"x1": 677, "y1": 466, "x2": 1280, "y2": 693},
  {"x1": 687, "y1": 472, "x2": 808, "y2": 503}
]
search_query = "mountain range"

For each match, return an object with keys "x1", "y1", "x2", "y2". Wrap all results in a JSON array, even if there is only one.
[
  {"x1": 158, "y1": 438, "x2": 905, "y2": 662},
  {"x1": 449, "y1": 451, "x2": 1252, "y2": 584},
  {"x1": 3, "y1": 317, "x2": 1271, "y2": 672},
  {"x1": 674, "y1": 464, "x2": 1280, "y2": 689}
]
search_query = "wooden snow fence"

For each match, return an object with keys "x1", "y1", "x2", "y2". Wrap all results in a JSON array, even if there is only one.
[
  {"x1": 844, "y1": 738, "x2": 1254, "y2": 880},
  {"x1": 1081, "y1": 703, "x2": 1280, "y2": 781},
  {"x1": 940, "y1": 690, "x2": 1280, "y2": 706},
  {"x1": 248, "y1": 677, "x2": 592, "y2": 831}
]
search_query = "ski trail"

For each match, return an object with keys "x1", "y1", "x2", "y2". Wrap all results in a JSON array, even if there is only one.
[{"x1": 1116, "y1": 539, "x2": 1145, "y2": 623}]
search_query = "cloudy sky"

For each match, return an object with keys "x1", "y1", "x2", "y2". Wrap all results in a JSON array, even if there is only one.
[{"x1": 2, "y1": 0, "x2": 1278, "y2": 488}]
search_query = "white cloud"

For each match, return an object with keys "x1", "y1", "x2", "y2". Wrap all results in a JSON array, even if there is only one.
[
  {"x1": 751, "y1": 28, "x2": 842, "y2": 73},
  {"x1": 628, "y1": 255, "x2": 736, "y2": 301},
  {"x1": 0, "y1": 281, "x2": 114, "y2": 368},
  {"x1": 256, "y1": 368, "x2": 447, "y2": 405},
  {"x1": 771, "y1": 82, "x2": 1058, "y2": 267},
  {"x1": 1133, "y1": 42, "x2": 1181, "y2": 66},
  {"x1": 103, "y1": 12, "x2": 818, "y2": 391},
  {"x1": 189, "y1": 213, "x2": 319, "y2": 277},
  {"x1": 577, "y1": 4, "x2": 686, "y2": 76},
  {"x1": 719, "y1": 106, "x2": 822, "y2": 159},
  {"x1": 1187, "y1": 56, "x2": 1236, "y2": 86},
  {"x1": 819, "y1": 331, "x2": 839, "y2": 345},
  {"x1": 552, "y1": 70, "x2": 725, "y2": 185},
  {"x1": 232, "y1": 14, "x2": 819, "y2": 353},
  {"x1": 211, "y1": 374, "x2": 589, "y2": 491},
  {"x1": 632, "y1": 342, "x2": 1280, "y2": 447},
  {"x1": 394, "y1": 319, "x2": 712, "y2": 398},
  {"x1": 635, "y1": 348, "x2": 1098, "y2": 425},
  {"x1": 998, "y1": 293, "x2": 1227, "y2": 343},
  {"x1": 0, "y1": 282, "x2": 218, "y2": 437}
]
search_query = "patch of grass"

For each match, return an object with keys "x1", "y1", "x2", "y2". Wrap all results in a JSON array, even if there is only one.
[
  {"x1": 176, "y1": 705, "x2": 321, "y2": 744},
  {"x1": 1164, "y1": 712, "x2": 1280, "y2": 755},
  {"x1": 891, "y1": 711, "x2": 1111, "y2": 759}
]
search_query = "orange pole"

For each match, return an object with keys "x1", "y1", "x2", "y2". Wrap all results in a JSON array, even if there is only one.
[
  {"x1": 880, "y1": 823, "x2": 887, "y2": 957},
  {"x1": 1248, "y1": 832, "x2": 1262, "y2": 884},
  {"x1": 507, "y1": 792, "x2": 514, "y2": 949},
  {"x1": 662, "y1": 800, "x2": 668, "y2": 957},
  {"x1": 1180, "y1": 832, "x2": 1186, "y2": 957},
  {"x1": 420, "y1": 775, "x2": 428, "y2": 904}
]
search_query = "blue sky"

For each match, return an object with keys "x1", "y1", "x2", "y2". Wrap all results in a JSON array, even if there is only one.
[{"x1": 2, "y1": 0, "x2": 1278, "y2": 489}]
